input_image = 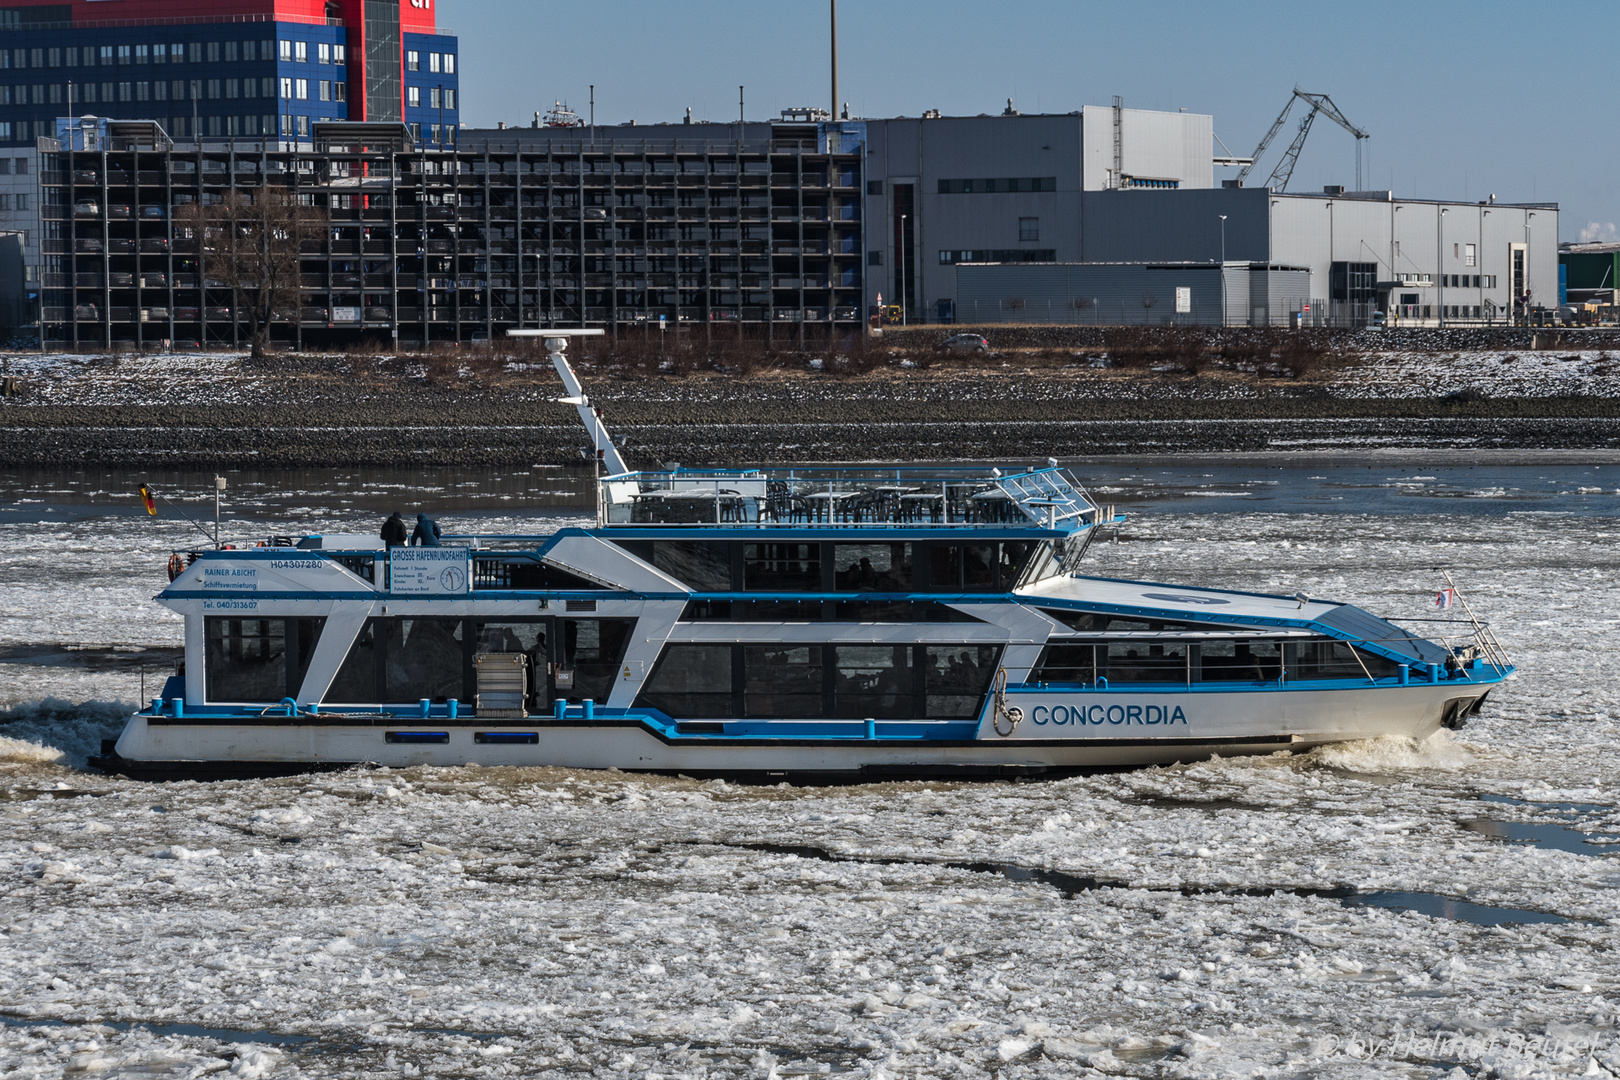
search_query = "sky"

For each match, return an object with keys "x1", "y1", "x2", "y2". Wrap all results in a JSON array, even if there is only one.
[{"x1": 441, "y1": 0, "x2": 1617, "y2": 243}]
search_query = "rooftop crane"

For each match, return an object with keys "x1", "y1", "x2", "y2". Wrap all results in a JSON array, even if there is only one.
[{"x1": 1236, "y1": 88, "x2": 1369, "y2": 193}]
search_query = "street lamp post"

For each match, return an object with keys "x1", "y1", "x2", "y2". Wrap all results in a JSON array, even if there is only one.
[
  {"x1": 1438, "y1": 207, "x2": 1448, "y2": 328},
  {"x1": 1218, "y1": 214, "x2": 1227, "y2": 327}
]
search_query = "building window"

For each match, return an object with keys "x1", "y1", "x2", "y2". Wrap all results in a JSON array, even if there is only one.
[
  {"x1": 80, "y1": 84, "x2": 95, "y2": 104},
  {"x1": 1465, "y1": 242, "x2": 1477, "y2": 268},
  {"x1": 938, "y1": 177, "x2": 1058, "y2": 194},
  {"x1": 186, "y1": 42, "x2": 200, "y2": 64},
  {"x1": 0, "y1": 124, "x2": 9, "y2": 141},
  {"x1": 317, "y1": 42, "x2": 331, "y2": 65},
  {"x1": 171, "y1": 44, "x2": 185, "y2": 64},
  {"x1": 443, "y1": 53, "x2": 454, "y2": 74},
  {"x1": 428, "y1": 52, "x2": 441, "y2": 73},
  {"x1": 48, "y1": 83, "x2": 60, "y2": 104},
  {"x1": 33, "y1": 48, "x2": 45, "y2": 68},
  {"x1": 1019, "y1": 217, "x2": 1039, "y2": 241},
  {"x1": 224, "y1": 41, "x2": 239, "y2": 63},
  {"x1": 206, "y1": 79, "x2": 220, "y2": 99},
  {"x1": 31, "y1": 84, "x2": 42, "y2": 104},
  {"x1": 240, "y1": 41, "x2": 254, "y2": 63},
  {"x1": 280, "y1": 77, "x2": 293, "y2": 99},
  {"x1": 294, "y1": 41, "x2": 307, "y2": 63},
  {"x1": 48, "y1": 47, "x2": 60, "y2": 68},
  {"x1": 334, "y1": 82, "x2": 345, "y2": 102},
  {"x1": 63, "y1": 47, "x2": 76, "y2": 67},
  {"x1": 226, "y1": 78, "x2": 239, "y2": 99},
  {"x1": 207, "y1": 115, "x2": 221, "y2": 137},
  {"x1": 406, "y1": 50, "x2": 419, "y2": 71},
  {"x1": 295, "y1": 78, "x2": 308, "y2": 100},
  {"x1": 226, "y1": 115, "x2": 239, "y2": 136},
  {"x1": 15, "y1": 193, "x2": 27, "y2": 210},
  {"x1": 279, "y1": 40, "x2": 292, "y2": 61},
  {"x1": 154, "y1": 80, "x2": 166, "y2": 101},
  {"x1": 135, "y1": 81, "x2": 148, "y2": 101},
  {"x1": 319, "y1": 80, "x2": 330, "y2": 102},
  {"x1": 445, "y1": 88, "x2": 455, "y2": 110},
  {"x1": 242, "y1": 77, "x2": 255, "y2": 99},
  {"x1": 100, "y1": 46, "x2": 115, "y2": 66},
  {"x1": 334, "y1": 44, "x2": 345, "y2": 64},
  {"x1": 428, "y1": 87, "x2": 440, "y2": 108},
  {"x1": 262, "y1": 76, "x2": 276, "y2": 98},
  {"x1": 407, "y1": 86, "x2": 420, "y2": 107},
  {"x1": 174, "y1": 79, "x2": 187, "y2": 100},
  {"x1": 867, "y1": 249, "x2": 883, "y2": 266},
  {"x1": 296, "y1": 115, "x2": 309, "y2": 136}
]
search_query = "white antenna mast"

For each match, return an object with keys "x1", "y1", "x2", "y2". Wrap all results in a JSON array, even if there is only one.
[{"x1": 507, "y1": 330, "x2": 628, "y2": 476}]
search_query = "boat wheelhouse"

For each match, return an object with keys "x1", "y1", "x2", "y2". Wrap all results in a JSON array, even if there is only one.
[{"x1": 92, "y1": 331, "x2": 1512, "y2": 780}]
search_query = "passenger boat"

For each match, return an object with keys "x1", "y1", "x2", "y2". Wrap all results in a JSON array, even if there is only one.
[{"x1": 91, "y1": 331, "x2": 1513, "y2": 781}]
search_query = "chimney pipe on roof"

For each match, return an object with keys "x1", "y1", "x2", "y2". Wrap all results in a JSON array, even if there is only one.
[{"x1": 830, "y1": 0, "x2": 838, "y2": 123}]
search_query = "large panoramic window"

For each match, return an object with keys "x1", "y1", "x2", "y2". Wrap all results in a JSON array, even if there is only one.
[
  {"x1": 744, "y1": 542, "x2": 821, "y2": 591},
  {"x1": 832, "y1": 542, "x2": 911, "y2": 591},
  {"x1": 205, "y1": 617, "x2": 326, "y2": 702},
  {"x1": 327, "y1": 617, "x2": 463, "y2": 703},
  {"x1": 744, "y1": 645, "x2": 822, "y2": 718},
  {"x1": 638, "y1": 644, "x2": 733, "y2": 719}
]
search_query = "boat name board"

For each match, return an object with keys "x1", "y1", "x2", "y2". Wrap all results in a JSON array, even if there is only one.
[
  {"x1": 1031, "y1": 703, "x2": 1189, "y2": 727},
  {"x1": 390, "y1": 548, "x2": 472, "y2": 595},
  {"x1": 202, "y1": 566, "x2": 257, "y2": 591}
]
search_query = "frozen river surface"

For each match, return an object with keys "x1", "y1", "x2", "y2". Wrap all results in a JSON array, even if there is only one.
[{"x1": 2, "y1": 470, "x2": 1620, "y2": 1078}]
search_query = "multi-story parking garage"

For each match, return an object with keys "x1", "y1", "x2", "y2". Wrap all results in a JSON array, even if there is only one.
[{"x1": 40, "y1": 116, "x2": 866, "y2": 347}]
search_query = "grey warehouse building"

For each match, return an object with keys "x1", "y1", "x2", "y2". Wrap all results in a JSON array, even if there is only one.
[{"x1": 954, "y1": 262, "x2": 1310, "y2": 327}]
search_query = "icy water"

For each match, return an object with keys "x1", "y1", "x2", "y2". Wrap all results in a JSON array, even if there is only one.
[{"x1": 3, "y1": 461, "x2": 1620, "y2": 1078}]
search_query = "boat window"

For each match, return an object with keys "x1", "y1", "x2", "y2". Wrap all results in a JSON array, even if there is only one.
[
  {"x1": 616, "y1": 539, "x2": 732, "y2": 590},
  {"x1": 1102, "y1": 641, "x2": 1188, "y2": 684},
  {"x1": 327, "y1": 620, "x2": 381, "y2": 703},
  {"x1": 1031, "y1": 642, "x2": 1097, "y2": 685},
  {"x1": 473, "y1": 558, "x2": 607, "y2": 591},
  {"x1": 833, "y1": 645, "x2": 914, "y2": 719},
  {"x1": 744, "y1": 645, "x2": 823, "y2": 718},
  {"x1": 744, "y1": 542, "x2": 821, "y2": 591},
  {"x1": 637, "y1": 642, "x2": 1002, "y2": 720},
  {"x1": 1288, "y1": 639, "x2": 1401, "y2": 681},
  {"x1": 928, "y1": 542, "x2": 1030, "y2": 592},
  {"x1": 327, "y1": 618, "x2": 464, "y2": 703},
  {"x1": 385, "y1": 619, "x2": 464, "y2": 702},
  {"x1": 559, "y1": 619, "x2": 634, "y2": 703},
  {"x1": 832, "y1": 542, "x2": 912, "y2": 591},
  {"x1": 924, "y1": 645, "x2": 1000, "y2": 718},
  {"x1": 204, "y1": 617, "x2": 326, "y2": 702},
  {"x1": 680, "y1": 599, "x2": 982, "y2": 623},
  {"x1": 636, "y1": 644, "x2": 733, "y2": 718},
  {"x1": 1040, "y1": 610, "x2": 1198, "y2": 632},
  {"x1": 1197, "y1": 640, "x2": 1283, "y2": 682}
]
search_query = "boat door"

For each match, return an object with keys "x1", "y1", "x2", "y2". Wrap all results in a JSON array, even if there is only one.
[{"x1": 471, "y1": 617, "x2": 559, "y2": 715}]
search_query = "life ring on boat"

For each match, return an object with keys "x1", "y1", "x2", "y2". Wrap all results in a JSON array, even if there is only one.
[{"x1": 166, "y1": 553, "x2": 185, "y2": 582}]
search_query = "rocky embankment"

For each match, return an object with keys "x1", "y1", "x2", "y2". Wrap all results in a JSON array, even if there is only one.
[{"x1": 3, "y1": 336, "x2": 1620, "y2": 467}]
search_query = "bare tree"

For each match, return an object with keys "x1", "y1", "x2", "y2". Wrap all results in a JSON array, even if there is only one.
[{"x1": 175, "y1": 187, "x2": 323, "y2": 361}]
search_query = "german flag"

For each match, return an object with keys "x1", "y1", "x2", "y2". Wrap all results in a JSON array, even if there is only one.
[{"x1": 138, "y1": 484, "x2": 157, "y2": 516}]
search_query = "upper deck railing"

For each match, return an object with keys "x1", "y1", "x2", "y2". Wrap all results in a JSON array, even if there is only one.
[{"x1": 598, "y1": 465, "x2": 1103, "y2": 531}]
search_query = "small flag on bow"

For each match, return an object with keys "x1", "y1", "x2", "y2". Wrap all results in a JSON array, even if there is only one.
[
  {"x1": 138, "y1": 483, "x2": 157, "y2": 516},
  {"x1": 1435, "y1": 587, "x2": 1456, "y2": 610}
]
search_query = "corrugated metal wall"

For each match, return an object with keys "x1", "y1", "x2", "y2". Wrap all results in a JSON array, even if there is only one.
[{"x1": 953, "y1": 263, "x2": 1311, "y2": 326}]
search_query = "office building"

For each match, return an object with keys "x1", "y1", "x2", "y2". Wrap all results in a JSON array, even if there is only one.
[{"x1": 0, "y1": 0, "x2": 458, "y2": 145}]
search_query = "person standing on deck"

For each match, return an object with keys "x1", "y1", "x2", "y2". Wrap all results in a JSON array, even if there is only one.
[
  {"x1": 380, "y1": 512, "x2": 408, "y2": 547},
  {"x1": 411, "y1": 513, "x2": 442, "y2": 547}
]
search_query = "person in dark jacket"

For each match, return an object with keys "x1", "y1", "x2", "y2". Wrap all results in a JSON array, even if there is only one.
[
  {"x1": 380, "y1": 511, "x2": 408, "y2": 547},
  {"x1": 411, "y1": 513, "x2": 442, "y2": 547}
]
